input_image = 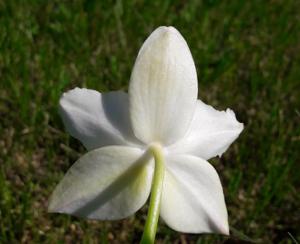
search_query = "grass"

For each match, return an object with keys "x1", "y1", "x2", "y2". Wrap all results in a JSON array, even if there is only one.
[{"x1": 0, "y1": 0, "x2": 299, "y2": 243}]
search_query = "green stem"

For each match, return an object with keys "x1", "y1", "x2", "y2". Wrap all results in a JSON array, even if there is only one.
[{"x1": 140, "y1": 143, "x2": 165, "y2": 244}]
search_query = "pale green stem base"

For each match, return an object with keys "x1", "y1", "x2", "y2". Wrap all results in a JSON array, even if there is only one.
[{"x1": 140, "y1": 143, "x2": 165, "y2": 244}]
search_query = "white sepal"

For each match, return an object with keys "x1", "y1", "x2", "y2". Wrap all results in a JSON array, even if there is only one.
[
  {"x1": 49, "y1": 146, "x2": 153, "y2": 220},
  {"x1": 129, "y1": 26, "x2": 198, "y2": 145},
  {"x1": 160, "y1": 154, "x2": 229, "y2": 234}
]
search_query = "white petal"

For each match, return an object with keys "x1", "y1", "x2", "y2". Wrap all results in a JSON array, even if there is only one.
[
  {"x1": 160, "y1": 154, "x2": 229, "y2": 234},
  {"x1": 167, "y1": 100, "x2": 244, "y2": 160},
  {"x1": 60, "y1": 88, "x2": 141, "y2": 150},
  {"x1": 129, "y1": 26, "x2": 198, "y2": 145},
  {"x1": 48, "y1": 146, "x2": 153, "y2": 220}
]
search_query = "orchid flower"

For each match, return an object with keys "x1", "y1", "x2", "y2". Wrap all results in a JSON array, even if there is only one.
[{"x1": 49, "y1": 26, "x2": 243, "y2": 243}]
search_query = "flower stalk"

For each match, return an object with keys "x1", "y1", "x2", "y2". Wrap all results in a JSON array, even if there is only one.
[{"x1": 140, "y1": 143, "x2": 165, "y2": 244}]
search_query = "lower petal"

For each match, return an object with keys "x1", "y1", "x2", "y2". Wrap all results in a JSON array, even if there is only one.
[
  {"x1": 160, "y1": 154, "x2": 229, "y2": 234},
  {"x1": 48, "y1": 146, "x2": 153, "y2": 220}
]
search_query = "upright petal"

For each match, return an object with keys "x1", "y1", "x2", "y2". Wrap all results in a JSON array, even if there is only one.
[
  {"x1": 129, "y1": 26, "x2": 198, "y2": 145},
  {"x1": 48, "y1": 146, "x2": 153, "y2": 220},
  {"x1": 160, "y1": 154, "x2": 229, "y2": 234},
  {"x1": 167, "y1": 100, "x2": 244, "y2": 160},
  {"x1": 60, "y1": 88, "x2": 141, "y2": 150}
]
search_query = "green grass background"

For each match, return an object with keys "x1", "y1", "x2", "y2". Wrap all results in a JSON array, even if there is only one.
[{"x1": 1, "y1": 0, "x2": 299, "y2": 243}]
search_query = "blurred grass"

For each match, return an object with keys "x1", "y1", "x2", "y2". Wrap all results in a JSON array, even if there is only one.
[{"x1": 0, "y1": 0, "x2": 299, "y2": 243}]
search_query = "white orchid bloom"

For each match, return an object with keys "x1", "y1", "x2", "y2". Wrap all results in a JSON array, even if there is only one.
[{"x1": 49, "y1": 26, "x2": 243, "y2": 241}]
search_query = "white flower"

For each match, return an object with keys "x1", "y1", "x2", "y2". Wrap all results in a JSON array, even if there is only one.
[{"x1": 49, "y1": 26, "x2": 243, "y2": 235}]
